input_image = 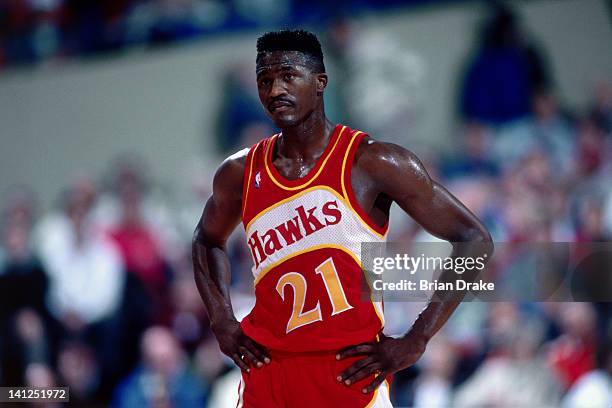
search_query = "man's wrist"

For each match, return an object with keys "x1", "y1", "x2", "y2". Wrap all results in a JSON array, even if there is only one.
[
  {"x1": 210, "y1": 315, "x2": 238, "y2": 333},
  {"x1": 401, "y1": 329, "x2": 430, "y2": 350}
]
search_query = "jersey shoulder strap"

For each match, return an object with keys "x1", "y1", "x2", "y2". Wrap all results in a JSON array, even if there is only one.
[
  {"x1": 339, "y1": 128, "x2": 389, "y2": 237},
  {"x1": 241, "y1": 135, "x2": 277, "y2": 220}
]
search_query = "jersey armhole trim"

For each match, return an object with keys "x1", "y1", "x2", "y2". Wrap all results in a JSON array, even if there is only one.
[
  {"x1": 341, "y1": 132, "x2": 389, "y2": 238},
  {"x1": 241, "y1": 141, "x2": 261, "y2": 223}
]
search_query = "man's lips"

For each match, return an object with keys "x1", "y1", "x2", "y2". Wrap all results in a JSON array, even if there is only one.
[{"x1": 269, "y1": 101, "x2": 293, "y2": 112}]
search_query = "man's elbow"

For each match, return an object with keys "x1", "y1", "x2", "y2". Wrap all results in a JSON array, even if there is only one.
[
  {"x1": 459, "y1": 226, "x2": 494, "y2": 257},
  {"x1": 191, "y1": 226, "x2": 226, "y2": 257},
  {"x1": 473, "y1": 227, "x2": 494, "y2": 258}
]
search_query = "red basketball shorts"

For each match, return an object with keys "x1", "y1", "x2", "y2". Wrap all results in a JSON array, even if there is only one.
[{"x1": 236, "y1": 349, "x2": 393, "y2": 408}]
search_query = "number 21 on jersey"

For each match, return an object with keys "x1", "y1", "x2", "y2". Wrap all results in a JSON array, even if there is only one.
[{"x1": 275, "y1": 257, "x2": 353, "y2": 333}]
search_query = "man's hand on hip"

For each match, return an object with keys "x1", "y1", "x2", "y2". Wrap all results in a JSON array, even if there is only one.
[
  {"x1": 212, "y1": 319, "x2": 271, "y2": 372},
  {"x1": 335, "y1": 332, "x2": 427, "y2": 393}
]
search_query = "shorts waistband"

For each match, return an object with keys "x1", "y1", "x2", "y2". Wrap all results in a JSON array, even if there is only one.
[
  {"x1": 267, "y1": 335, "x2": 382, "y2": 359},
  {"x1": 268, "y1": 348, "x2": 339, "y2": 359}
]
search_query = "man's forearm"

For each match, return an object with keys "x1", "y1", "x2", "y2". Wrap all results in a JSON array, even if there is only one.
[
  {"x1": 404, "y1": 238, "x2": 494, "y2": 342},
  {"x1": 192, "y1": 230, "x2": 237, "y2": 328}
]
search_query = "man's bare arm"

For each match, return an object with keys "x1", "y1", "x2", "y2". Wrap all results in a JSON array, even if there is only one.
[
  {"x1": 371, "y1": 142, "x2": 494, "y2": 340},
  {"x1": 337, "y1": 140, "x2": 493, "y2": 393},
  {"x1": 192, "y1": 149, "x2": 270, "y2": 371}
]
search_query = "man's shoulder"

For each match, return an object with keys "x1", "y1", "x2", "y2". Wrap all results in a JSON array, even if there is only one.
[
  {"x1": 221, "y1": 147, "x2": 249, "y2": 168},
  {"x1": 352, "y1": 134, "x2": 422, "y2": 174},
  {"x1": 213, "y1": 148, "x2": 249, "y2": 194},
  {"x1": 214, "y1": 131, "x2": 280, "y2": 189}
]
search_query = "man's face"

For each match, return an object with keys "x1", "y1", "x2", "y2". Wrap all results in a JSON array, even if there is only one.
[{"x1": 256, "y1": 51, "x2": 327, "y2": 128}]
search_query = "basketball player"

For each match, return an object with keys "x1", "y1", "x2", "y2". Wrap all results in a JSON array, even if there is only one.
[{"x1": 193, "y1": 30, "x2": 493, "y2": 407}]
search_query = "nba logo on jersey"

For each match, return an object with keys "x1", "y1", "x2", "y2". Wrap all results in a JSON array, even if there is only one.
[{"x1": 254, "y1": 171, "x2": 261, "y2": 188}]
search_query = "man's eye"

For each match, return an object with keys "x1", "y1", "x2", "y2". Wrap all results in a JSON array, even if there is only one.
[
  {"x1": 259, "y1": 79, "x2": 270, "y2": 86},
  {"x1": 284, "y1": 74, "x2": 294, "y2": 81}
]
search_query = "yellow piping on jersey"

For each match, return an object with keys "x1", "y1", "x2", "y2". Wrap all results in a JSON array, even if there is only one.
[
  {"x1": 253, "y1": 243, "x2": 360, "y2": 285},
  {"x1": 340, "y1": 130, "x2": 389, "y2": 241},
  {"x1": 365, "y1": 387, "x2": 379, "y2": 408},
  {"x1": 263, "y1": 126, "x2": 347, "y2": 191},
  {"x1": 341, "y1": 130, "x2": 363, "y2": 201},
  {"x1": 365, "y1": 379, "x2": 391, "y2": 408},
  {"x1": 241, "y1": 141, "x2": 261, "y2": 218}
]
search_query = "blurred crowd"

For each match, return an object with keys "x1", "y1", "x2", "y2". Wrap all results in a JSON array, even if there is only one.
[
  {"x1": 0, "y1": 0, "x2": 434, "y2": 70},
  {"x1": 2, "y1": 3, "x2": 612, "y2": 408},
  {"x1": 0, "y1": 0, "x2": 231, "y2": 67}
]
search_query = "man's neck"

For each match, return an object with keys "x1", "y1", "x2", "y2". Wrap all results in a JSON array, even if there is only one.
[{"x1": 277, "y1": 111, "x2": 334, "y2": 161}]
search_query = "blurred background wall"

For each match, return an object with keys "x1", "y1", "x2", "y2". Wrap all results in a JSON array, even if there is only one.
[{"x1": 1, "y1": 0, "x2": 610, "y2": 208}]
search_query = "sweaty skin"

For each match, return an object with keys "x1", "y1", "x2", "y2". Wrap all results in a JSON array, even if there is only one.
[{"x1": 193, "y1": 50, "x2": 493, "y2": 392}]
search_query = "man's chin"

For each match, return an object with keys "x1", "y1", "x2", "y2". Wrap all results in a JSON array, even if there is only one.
[{"x1": 271, "y1": 115, "x2": 300, "y2": 128}]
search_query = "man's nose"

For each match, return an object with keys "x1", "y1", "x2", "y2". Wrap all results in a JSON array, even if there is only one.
[{"x1": 270, "y1": 78, "x2": 287, "y2": 98}]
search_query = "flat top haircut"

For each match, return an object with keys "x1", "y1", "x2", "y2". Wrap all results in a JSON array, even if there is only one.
[{"x1": 256, "y1": 29, "x2": 326, "y2": 73}]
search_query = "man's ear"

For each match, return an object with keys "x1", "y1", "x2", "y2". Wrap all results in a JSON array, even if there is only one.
[{"x1": 316, "y1": 73, "x2": 328, "y2": 95}]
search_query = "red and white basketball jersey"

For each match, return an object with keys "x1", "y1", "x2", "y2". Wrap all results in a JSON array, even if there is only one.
[{"x1": 240, "y1": 124, "x2": 387, "y2": 352}]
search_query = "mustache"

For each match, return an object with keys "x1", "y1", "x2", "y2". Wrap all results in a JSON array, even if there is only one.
[{"x1": 268, "y1": 97, "x2": 295, "y2": 110}]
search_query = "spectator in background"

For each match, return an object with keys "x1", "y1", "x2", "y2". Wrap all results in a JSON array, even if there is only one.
[
  {"x1": 0, "y1": 187, "x2": 44, "y2": 311},
  {"x1": 106, "y1": 157, "x2": 171, "y2": 324},
  {"x1": 493, "y1": 88, "x2": 575, "y2": 180},
  {"x1": 169, "y1": 269, "x2": 209, "y2": 353},
  {"x1": 36, "y1": 177, "x2": 124, "y2": 334},
  {"x1": 574, "y1": 113, "x2": 608, "y2": 180},
  {"x1": 460, "y1": 2, "x2": 550, "y2": 125},
  {"x1": 35, "y1": 177, "x2": 126, "y2": 397},
  {"x1": 499, "y1": 152, "x2": 561, "y2": 242},
  {"x1": 546, "y1": 302, "x2": 597, "y2": 390},
  {"x1": 412, "y1": 336, "x2": 458, "y2": 408},
  {"x1": 441, "y1": 121, "x2": 499, "y2": 180},
  {"x1": 574, "y1": 196, "x2": 609, "y2": 242},
  {"x1": 56, "y1": 341, "x2": 100, "y2": 405},
  {"x1": 454, "y1": 305, "x2": 561, "y2": 407},
  {"x1": 92, "y1": 156, "x2": 182, "y2": 390},
  {"x1": 113, "y1": 326, "x2": 206, "y2": 407},
  {"x1": 95, "y1": 154, "x2": 182, "y2": 266},
  {"x1": 0, "y1": 187, "x2": 53, "y2": 386},
  {"x1": 24, "y1": 362, "x2": 57, "y2": 391},
  {"x1": 562, "y1": 340, "x2": 612, "y2": 408}
]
